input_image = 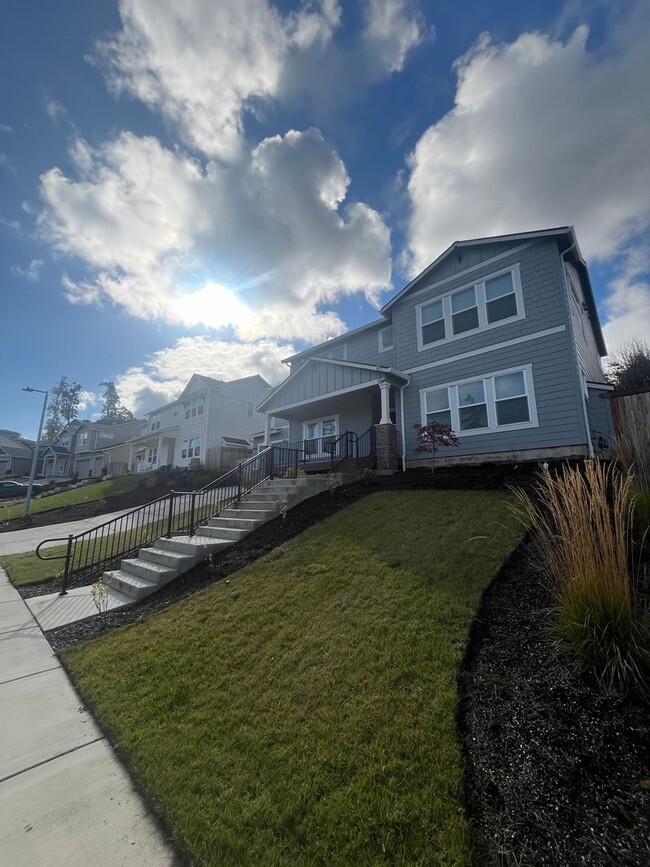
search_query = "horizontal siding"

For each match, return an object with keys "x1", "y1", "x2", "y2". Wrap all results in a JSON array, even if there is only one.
[
  {"x1": 393, "y1": 239, "x2": 568, "y2": 373},
  {"x1": 402, "y1": 331, "x2": 587, "y2": 459},
  {"x1": 565, "y1": 262, "x2": 604, "y2": 381}
]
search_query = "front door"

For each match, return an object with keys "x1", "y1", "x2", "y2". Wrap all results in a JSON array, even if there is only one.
[{"x1": 303, "y1": 417, "x2": 338, "y2": 457}]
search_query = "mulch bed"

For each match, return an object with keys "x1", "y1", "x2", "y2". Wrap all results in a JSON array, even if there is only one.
[
  {"x1": 458, "y1": 543, "x2": 650, "y2": 866},
  {"x1": 20, "y1": 460, "x2": 649, "y2": 864}
]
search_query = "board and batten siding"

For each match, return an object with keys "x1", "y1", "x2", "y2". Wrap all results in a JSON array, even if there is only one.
[
  {"x1": 586, "y1": 388, "x2": 614, "y2": 443},
  {"x1": 265, "y1": 361, "x2": 377, "y2": 412},
  {"x1": 403, "y1": 330, "x2": 587, "y2": 459}
]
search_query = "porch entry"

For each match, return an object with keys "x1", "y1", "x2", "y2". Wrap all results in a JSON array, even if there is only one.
[{"x1": 302, "y1": 416, "x2": 338, "y2": 459}]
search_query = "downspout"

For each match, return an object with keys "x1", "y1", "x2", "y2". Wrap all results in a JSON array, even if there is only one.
[
  {"x1": 560, "y1": 241, "x2": 594, "y2": 459},
  {"x1": 399, "y1": 378, "x2": 410, "y2": 472}
]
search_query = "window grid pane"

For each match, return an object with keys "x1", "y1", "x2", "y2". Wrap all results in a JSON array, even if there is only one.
[
  {"x1": 496, "y1": 396, "x2": 530, "y2": 426},
  {"x1": 452, "y1": 307, "x2": 479, "y2": 335},
  {"x1": 426, "y1": 410, "x2": 452, "y2": 429},
  {"x1": 421, "y1": 300, "x2": 443, "y2": 324},
  {"x1": 495, "y1": 371, "x2": 526, "y2": 400},
  {"x1": 486, "y1": 294, "x2": 518, "y2": 324},
  {"x1": 426, "y1": 389, "x2": 449, "y2": 414},
  {"x1": 457, "y1": 380, "x2": 485, "y2": 407},
  {"x1": 451, "y1": 287, "x2": 476, "y2": 313},
  {"x1": 459, "y1": 404, "x2": 488, "y2": 430},
  {"x1": 485, "y1": 273, "x2": 514, "y2": 301}
]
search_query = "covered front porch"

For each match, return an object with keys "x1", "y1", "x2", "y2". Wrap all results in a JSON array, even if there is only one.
[
  {"x1": 258, "y1": 358, "x2": 409, "y2": 472},
  {"x1": 128, "y1": 432, "x2": 178, "y2": 473}
]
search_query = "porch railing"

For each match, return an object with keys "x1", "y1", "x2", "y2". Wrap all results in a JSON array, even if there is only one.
[
  {"x1": 288, "y1": 427, "x2": 376, "y2": 471},
  {"x1": 35, "y1": 446, "x2": 299, "y2": 595}
]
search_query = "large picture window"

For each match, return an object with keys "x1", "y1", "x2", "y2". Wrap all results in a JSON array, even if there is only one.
[
  {"x1": 421, "y1": 365, "x2": 537, "y2": 436},
  {"x1": 417, "y1": 264, "x2": 524, "y2": 350}
]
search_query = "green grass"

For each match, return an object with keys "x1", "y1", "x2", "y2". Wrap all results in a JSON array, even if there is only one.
[
  {"x1": 63, "y1": 490, "x2": 523, "y2": 866},
  {"x1": 0, "y1": 474, "x2": 141, "y2": 520}
]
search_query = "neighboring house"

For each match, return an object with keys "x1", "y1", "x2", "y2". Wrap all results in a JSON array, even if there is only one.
[
  {"x1": 258, "y1": 227, "x2": 614, "y2": 470},
  {"x1": 43, "y1": 419, "x2": 145, "y2": 478},
  {"x1": 251, "y1": 417, "x2": 290, "y2": 452},
  {"x1": 126, "y1": 374, "x2": 272, "y2": 473},
  {"x1": 0, "y1": 430, "x2": 34, "y2": 476}
]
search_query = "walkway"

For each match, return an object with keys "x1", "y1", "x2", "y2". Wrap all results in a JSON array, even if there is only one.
[{"x1": 0, "y1": 567, "x2": 177, "y2": 866}]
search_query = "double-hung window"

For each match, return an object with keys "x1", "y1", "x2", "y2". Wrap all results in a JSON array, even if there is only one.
[
  {"x1": 421, "y1": 365, "x2": 536, "y2": 436},
  {"x1": 418, "y1": 264, "x2": 523, "y2": 350},
  {"x1": 451, "y1": 287, "x2": 479, "y2": 335}
]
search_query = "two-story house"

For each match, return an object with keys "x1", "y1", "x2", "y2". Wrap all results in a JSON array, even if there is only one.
[
  {"x1": 42, "y1": 419, "x2": 146, "y2": 478},
  {"x1": 257, "y1": 227, "x2": 614, "y2": 470},
  {"x1": 0, "y1": 430, "x2": 34, "y2": 476},
  {"x1": 126, "y1": 374, "x2": 272, "y2": 473}
]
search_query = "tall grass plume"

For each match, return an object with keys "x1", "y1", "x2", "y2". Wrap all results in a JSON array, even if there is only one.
[{"x1": 511, "y1": 461, "x2": 649, "y2": 701}]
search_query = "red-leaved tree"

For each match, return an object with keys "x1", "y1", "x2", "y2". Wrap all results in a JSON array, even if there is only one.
[{"x1": 414, "y1": 422, "x2": 460, "y2": 473}]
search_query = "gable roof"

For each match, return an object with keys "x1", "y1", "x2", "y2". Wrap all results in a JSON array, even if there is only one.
[{"x1": 257, "y1": 356, "x2": 408, "y2": 412}]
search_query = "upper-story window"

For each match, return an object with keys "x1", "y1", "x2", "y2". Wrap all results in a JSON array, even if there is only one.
[
  {"x1": 149, "y1": 414, "x2": 162, "y2": 431},
  {"x1": 421, "y1": 365, "x2": 537, "y2": 436},
  {"x1": 322, "y1": 344, "x2": 347, "y2": 360},
  {"x1": 417, "y1": 264, "x2": 523, "y2": 351},
  {"x1": 183, "y1": 398, "x2": 205, "y2": 420},
  {"x1": 78, "y1": 432, "x2": 88, "y2": 446},
  {"x1": 378, "y1": 325, "x2": 394, "y2": 352},
  {"x1": 60, "y1": 437, "x2": 70, "y2": 448}
]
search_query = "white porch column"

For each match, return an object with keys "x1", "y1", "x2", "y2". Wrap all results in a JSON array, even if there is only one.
[
  {"x1": 378, "y1": 379, "x2": 391, "y2": 424},
  {"x1": 127, "y1": 443, "x2": 134, "y2": 473},
  {"x1": 263, "y1": 414, "x2": 272, "y2": 446},
  {"x1": 157, "y1": 434, "x2": 163, "y2": 466}
]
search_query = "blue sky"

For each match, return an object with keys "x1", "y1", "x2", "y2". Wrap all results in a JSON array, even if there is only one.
[{"x1": 2, "y1": 0, "x2": 649, "y2": 438}]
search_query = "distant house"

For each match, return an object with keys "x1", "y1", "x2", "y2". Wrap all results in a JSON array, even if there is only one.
[
  {"x1": 124, "y1": 374, "x2": 272, "y2": 473},
  {"x1": 250, "y1": 417, "x2": 290, "y2": 452},
  {"x1": 257, "y1": 227, "x2": 614, "y2": 471},
  {"x1": 43, "y1": 419, "x2": 145, "y2": 478},
  {"x1": 0, "y1": 430, "x2": 34, "y2": 476}
]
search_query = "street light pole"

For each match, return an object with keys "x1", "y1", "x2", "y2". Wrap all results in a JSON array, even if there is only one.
[{"x1": 22, "y1": 387, "x2": 48, "y2": 519}]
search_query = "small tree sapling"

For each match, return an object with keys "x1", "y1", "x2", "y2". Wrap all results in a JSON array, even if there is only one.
[{"x1": 413, "y1": 422, "x2": 460, "y2": 473}]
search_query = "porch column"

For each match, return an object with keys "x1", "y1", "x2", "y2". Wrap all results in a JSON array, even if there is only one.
[
  {"x1": 127, "y1": 443, "x2": 133, "y2": 473},
  {"x1": 157, "y1": 434, "x2": 163, "y2": 467},
  {"x1": 263, "y1": 414, "x2": 272, "y2": 447},
  {"x1": 378, "y1": 379, "x2": 391, "y2": 424}
]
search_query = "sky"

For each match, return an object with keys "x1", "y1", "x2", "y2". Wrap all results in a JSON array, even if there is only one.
[{"x1": 1, "y1": 0, "x2": 649, "y2": 438}]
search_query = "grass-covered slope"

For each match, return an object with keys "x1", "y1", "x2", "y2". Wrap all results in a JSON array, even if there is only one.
[
  {"x1": 0, "y1": 474, "x2": 140, "y2": 520},
  {"x1": 63, "y1": 490, "x2": 523, "y2": 866}
]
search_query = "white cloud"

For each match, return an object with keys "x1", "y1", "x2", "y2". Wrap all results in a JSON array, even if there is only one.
[
  {"x1": 39, "y1": 127, "x2": 391, "y2": 342},
  {"x1": 94, "y1": 0, "x2": 341, "y2": 162},
  {"x1": 44, "y1": 95, "x2": 66, "y2": 122},
  {"x1": 406, "y1": 8, "x2": 650, "y2": 271},
  {"x1": 94, "y1": 0, "x2": 427, "y2": 160},
  {"x1": 11, "y1": 259, "x2": 43, "y2": 282},
  {"x1": 601, "y1": 245, "x2": 650, "y2": 357},
  {"x1": 0, "y1": 124, "x2": 12, "y2": 133},
  {"x1": 114, "y1": 336, "x2": 294, "y2": 414}
]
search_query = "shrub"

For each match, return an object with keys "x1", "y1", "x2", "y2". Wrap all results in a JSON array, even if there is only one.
[
  {"x1": 360, "y1": 468, "x2": 376, "y2": 485},
  {"x1": 413, "y1": 422, "x2": 459, "y2": 473},
  {"x1": 615, "y1": 422, "x2": 650, "y2": 536},
  {"x1": 511, "y1": 461, "x2": 649, "y2": 701}
]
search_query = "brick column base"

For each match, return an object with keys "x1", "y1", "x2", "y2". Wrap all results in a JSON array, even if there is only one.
[{"x1": 374, "y1": 423, "x2": 399, "y2": 474}]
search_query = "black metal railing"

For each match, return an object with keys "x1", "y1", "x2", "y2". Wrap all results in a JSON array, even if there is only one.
[
  {"x1": 36, "y1": 446, "x2": 299, "y2": 595},
  {"x1": 287, "y1": 427, "x2": 376, "y2": 471}
]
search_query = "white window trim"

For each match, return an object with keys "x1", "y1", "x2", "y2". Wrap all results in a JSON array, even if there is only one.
[
  {"x1": 302, "y1": 415, "x2": 339, "y2": 440},
  {"x1": 419, "y1": 364, "x2": 538, "y2": 438},
  {"x1": 415, "y1": 263, "x2": 525, "y2": 353},
  {"x1": 378, "y1": 325, "x2": 394, "y2": 352}
]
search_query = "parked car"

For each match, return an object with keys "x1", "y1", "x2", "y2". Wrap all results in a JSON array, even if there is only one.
[{"x1": 0, "y1": 480, "x2": 44, "y2": 499}]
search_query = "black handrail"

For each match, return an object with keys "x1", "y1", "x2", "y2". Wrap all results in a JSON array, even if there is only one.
[
  {"x1": 286, "y1": 428, "x2": 377, "y2": 471},
  {"x1": 36, "y1": 446, "x2": 299, "y2": 596}
]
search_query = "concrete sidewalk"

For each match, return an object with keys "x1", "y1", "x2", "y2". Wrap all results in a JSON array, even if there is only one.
[
  {"x1": 0, "y1": 508, "x2": 136, "y2": 556},
  {"x1": 0, "y1": 567, "x2": 176, "y2": 866}
]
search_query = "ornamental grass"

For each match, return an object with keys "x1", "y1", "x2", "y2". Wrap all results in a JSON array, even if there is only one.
[{"x1": 511, "y1": 460, "x2": 649, "y2": 701}]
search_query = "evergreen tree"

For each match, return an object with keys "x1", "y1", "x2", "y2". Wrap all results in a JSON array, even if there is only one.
[
  {"x1": 97, "y1": 381, "x2": 134, "y2": 424},
  {"x1": 608, "y1": 338, "x2": 650, "y2": 389},
  {"x1": 43, "y1": 376, "x2": 82, "y2": 442}
]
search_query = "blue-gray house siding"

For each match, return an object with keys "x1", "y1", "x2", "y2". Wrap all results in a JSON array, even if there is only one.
[{"x1": 261, "y1": 229, "x2": 609, "y2": 466}]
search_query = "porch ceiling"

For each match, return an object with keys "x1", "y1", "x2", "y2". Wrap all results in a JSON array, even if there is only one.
[{"x1": 272, "y1": 386, "x2": 375, "y2": 422}]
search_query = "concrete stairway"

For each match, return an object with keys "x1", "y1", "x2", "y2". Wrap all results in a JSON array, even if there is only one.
[{"x1": 102, "y1": 476, "x2": 336, "y2": 601}]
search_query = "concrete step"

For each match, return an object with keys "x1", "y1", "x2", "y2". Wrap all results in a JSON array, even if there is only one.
[
  {"x1": 156, "y1": 535, "x2": 232, "y2": 555},
  {"x1": 208, "y1": 516, "x2": 265, "y2": 531},
  {"x1": 139, "y1": 547, "x2": 198, "y2": 570},
  {"x1": 220, "y1": 507, "x2": 277, "y2": 521},
  {"x1": 232, "y1": 498, "x2": 282, "y2": 509},
  {"x1": 121, "y1": 558, "x2": 178, "y2": 584},
  {"x1": 195, "y1": 525, "x2": 249, "y2": 541},
  {"x1": 103, "y1": 569, "x2": 159, "y2": 600}
]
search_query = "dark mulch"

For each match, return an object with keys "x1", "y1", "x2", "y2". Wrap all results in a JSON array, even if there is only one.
[{"x1": 458, "y1": 543, "x2": 650, "y2": 866}]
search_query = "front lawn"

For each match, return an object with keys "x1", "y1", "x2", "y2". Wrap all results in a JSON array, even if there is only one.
[
  {"x1": 0, "y1": 474, "x2": 141, "y2": 520},
  {"x1": 63, "y1": 490, "x2": 523, "y2": 866}
]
